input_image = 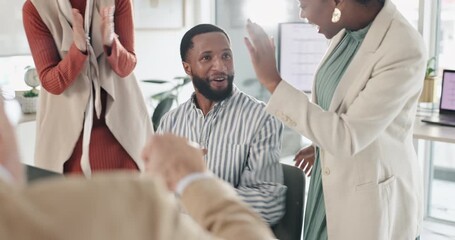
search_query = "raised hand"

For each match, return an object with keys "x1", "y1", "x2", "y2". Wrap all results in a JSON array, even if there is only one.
[
  {"x1": 142, "y1": 134, "x2": 207, "y2": 191},
  {"x1": 244, "y1": 19, "x2": 282, "y2": 93},
  {"x1": 71, "y1": 8, "x2": 87, "y2": 52},
  {"x1": 294, "y1": 145, "x2": 315, "y2": 176},
  {"x1": 100, "y1": 6, "x2": 116, "y2": 47}
]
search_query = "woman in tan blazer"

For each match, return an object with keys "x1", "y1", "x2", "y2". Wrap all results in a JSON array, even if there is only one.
[{"x1": 245, "y1": 0, "x2": 425, "y2": 239}]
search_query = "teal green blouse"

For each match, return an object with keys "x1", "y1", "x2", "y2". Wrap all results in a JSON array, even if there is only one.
[{"x1": 303, "y1": 26, "x2": 370, "y2": 240}]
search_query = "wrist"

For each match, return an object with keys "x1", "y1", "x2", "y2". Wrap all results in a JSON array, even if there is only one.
[
  {"x1": 104, "y1": 32, "x2": 117, "y2": 47},
  {"x1": 265, "y1": 77, "x2": 281, "y2": 93},
  {"x1": 175, "y1": 171, "x2": 213, "y2": 197}
]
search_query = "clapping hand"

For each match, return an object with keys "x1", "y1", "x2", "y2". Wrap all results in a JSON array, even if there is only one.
[
  {"x1": 142, "y1": 134, "x2": 207, "y2": 191},
  {"x1": 71, "y1": 9, "x2": 87, "y2": 52},
  {"x1": 100, "y1": 6, "x2": 116, "y2": 47}
]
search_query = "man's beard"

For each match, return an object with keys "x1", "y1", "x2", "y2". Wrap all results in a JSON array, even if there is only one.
[{"x1": 192, "y1": 74, "x2": 234, "y2": 102}]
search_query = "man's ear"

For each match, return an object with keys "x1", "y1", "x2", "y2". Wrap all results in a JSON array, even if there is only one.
[{"x1": 182, "y1": 61, "x2": 192, "y2": 76}]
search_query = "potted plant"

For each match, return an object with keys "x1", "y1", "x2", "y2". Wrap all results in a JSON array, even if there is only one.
[
  {"x1": 419, "y1": 57, "x2": 436, "y2": 103},
  {"x1": 142, "y1": 76, "x2": 191, "y2": 130},
  {"x1": 18, "y1": 66, "x2": 40, "y2": 113}
]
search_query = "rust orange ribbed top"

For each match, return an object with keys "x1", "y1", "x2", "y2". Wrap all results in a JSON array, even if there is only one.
[{"x1": 23, "y1": 0, "x2": 139, "y2": 174}]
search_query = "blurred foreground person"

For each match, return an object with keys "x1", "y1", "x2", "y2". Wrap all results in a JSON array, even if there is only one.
[{"x1": 0, "y1": 99, "x2": 274, "y2": 240}]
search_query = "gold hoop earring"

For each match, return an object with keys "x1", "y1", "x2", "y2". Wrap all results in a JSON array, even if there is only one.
[{"x1": 332, "y1": 7, "x2": 341, "y2": 23}]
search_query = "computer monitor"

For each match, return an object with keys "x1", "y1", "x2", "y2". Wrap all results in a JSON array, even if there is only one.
[
  {"x1": 440, "y1": 69, "x2": 455, "y2": 113},
  {"x1": 278, "y1": 22, "x2": 328, "y2": 92}
]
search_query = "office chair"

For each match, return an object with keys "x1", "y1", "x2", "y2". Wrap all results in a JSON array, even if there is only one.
[
  {"x1": 272, "y1": 163, "x2": 305, "y2": 240},
  {"x1": 26, "y1": 165, "x2": 61, "y2": 182}
]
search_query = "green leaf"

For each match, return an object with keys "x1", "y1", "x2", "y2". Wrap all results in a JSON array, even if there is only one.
[
  {"x1": 143, "y1": 76, "x2": 192, "y2": 130},
  {"x1": 142, "y1": 79, "x2": 170, "y2": 84},
  {"x1": 150, "y1": 91, "x2": 171, "y2": 100},
  {"x1": 183, "y1": 77, "x2": 191, "y2": 85},
  {"x1": 426, "y1": 57, "x2": 436, "y2": 78},
  {"x1": 23, "y1": 90, "x2": 38, "y2": 97}
]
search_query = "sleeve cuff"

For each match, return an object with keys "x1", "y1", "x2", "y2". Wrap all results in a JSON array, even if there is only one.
[{"x1": 175, "y1": 172, "x2": 213, "y2": 197}]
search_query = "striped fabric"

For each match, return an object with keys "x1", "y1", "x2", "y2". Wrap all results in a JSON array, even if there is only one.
[{"x1": 157, "y1": 86, "x2": 286, "y2": 225}]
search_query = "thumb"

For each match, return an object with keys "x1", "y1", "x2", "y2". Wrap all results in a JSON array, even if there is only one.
[
  {"x1": 270, "y1": 36, "x2": 276, "y2": 50},
  {"x1": 302, "y1": 146, "x2": 314, "y2": 155}
]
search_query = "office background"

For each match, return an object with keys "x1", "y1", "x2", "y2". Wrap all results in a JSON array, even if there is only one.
[{"x1": 0, "y1": 0, "x2": 454, "y2": 239}]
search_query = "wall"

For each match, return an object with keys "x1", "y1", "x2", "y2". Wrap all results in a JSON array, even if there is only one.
[
  {"x1": 135, "y1": 0, "x2": 215, "y2": 104},
  {"x1": 0, "y1": 0, "x2": 29, "y2": 56},
  {"x1": 135, "y1": 0, "x2": 213, "y2": 81}
]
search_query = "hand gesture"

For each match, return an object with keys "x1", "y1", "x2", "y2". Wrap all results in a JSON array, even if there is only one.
[
  {"x1": 71, "y1": 9, "x2": 87, "y2": 52},
  {"x1": 244, "y1": 19, "x2": 282, "y2": 93},
  {"x1": 142, "y1": 134, "x2": 207, "y2": 191},
  {"x1": 294, "y1": 145, "x2": 315, "y2": 177},
  {"x1": 0, "y1": 99, "x2": 24, "y2": 184},
  {"x1": 100, "y1": 6, "x2": 116, "y2": 47}
]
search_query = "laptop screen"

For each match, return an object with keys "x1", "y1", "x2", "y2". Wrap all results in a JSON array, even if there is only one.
[{"x1": 440, "y1": 70, "x2": 455, "y2": 112}]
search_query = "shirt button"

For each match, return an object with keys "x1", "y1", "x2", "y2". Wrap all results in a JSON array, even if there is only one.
[
  {"x1": 324, "y1": 168, "x2": 331, "y2": 175},
  {"x1": 276, "y1": 111, "x2": 284, "y2": 118}
]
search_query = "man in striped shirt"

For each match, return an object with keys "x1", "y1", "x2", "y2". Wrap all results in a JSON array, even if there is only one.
[{"x1": 157, "y1": 24, "x2": 286, "y2": 225}]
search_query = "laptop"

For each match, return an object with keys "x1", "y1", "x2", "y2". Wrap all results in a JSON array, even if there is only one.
[{"x1": 422, "y1": 69, "x2": 455, "y2": 127}]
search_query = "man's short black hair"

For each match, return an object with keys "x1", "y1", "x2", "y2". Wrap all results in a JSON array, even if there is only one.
[
  {"x1": 180, "y1": 24, "x2": 230, "y2": 62},
  {"x1": 355, "y1": 0, "x2": 385, "y2": 5}
]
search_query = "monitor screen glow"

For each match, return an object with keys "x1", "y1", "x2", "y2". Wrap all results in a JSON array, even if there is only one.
[
  {"x1": 278, "y1": 22, "x2": 328, "y2": 92},
  {"x1": 441, "y1": 70, "x2": 455, "y2": 111}
]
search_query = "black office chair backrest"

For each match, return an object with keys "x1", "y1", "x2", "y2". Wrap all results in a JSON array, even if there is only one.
[
  {"x1": 272, "y1": 163, "x2": 305, "y2": 240},
  {"x1": 26, "y1": 165, "x2": 61, "y2": 182}
]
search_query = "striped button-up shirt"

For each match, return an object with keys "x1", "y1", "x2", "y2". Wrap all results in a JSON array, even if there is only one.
[{"x1": 157, "y1": 86, "x2": 286, "y2": 225}]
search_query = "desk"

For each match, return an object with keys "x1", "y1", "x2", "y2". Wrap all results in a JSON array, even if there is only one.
[
  {"x1": 413, "y1": 117, "x2": 455, "y2": 220},
  {"x1": 414, "y1": 117, "x2": 455, "y2": 144},
  {"x1": 19, "y1": 112, "x2": 36, "y2": 124}
]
